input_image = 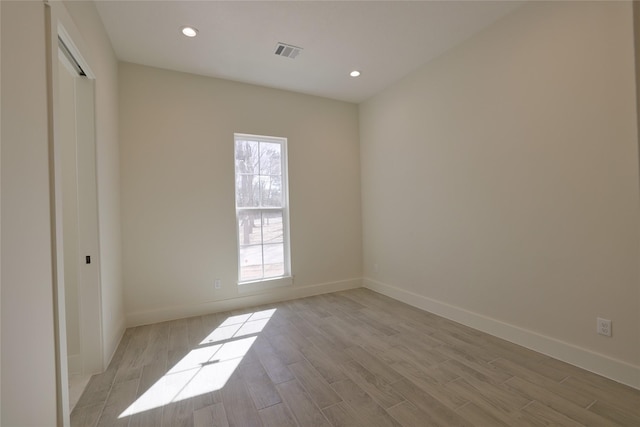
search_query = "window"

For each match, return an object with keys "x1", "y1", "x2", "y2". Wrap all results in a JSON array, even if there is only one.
[{"x1": 234, "y1": 133, "x2": 291, "y2": 285}]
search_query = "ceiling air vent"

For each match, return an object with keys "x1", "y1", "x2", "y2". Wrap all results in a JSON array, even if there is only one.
[{"x1": 274, "y1": 42, "x2": 302, "y2": 59}]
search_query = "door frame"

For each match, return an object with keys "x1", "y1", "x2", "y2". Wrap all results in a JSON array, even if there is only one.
[{"x1": 45, "y1": 2, "x2": 104, "y2": 425}]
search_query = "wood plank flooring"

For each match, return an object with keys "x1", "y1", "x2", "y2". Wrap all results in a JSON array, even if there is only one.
[{"x1": 71, "y1": 289, "x2": 640, "y2": 426}]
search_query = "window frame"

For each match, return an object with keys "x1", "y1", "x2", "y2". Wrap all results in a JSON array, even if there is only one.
[{"x1": 234, "y1": 133, "x2": 292, "y2": 289}]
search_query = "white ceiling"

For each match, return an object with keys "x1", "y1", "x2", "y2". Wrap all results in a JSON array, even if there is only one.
[{"x1": 95, "y1": 1, "x2": 522, "y2": 103}]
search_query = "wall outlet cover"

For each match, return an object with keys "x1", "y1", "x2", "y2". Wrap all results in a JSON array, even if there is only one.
[{"x1": 597, "y1": 317, "x2": 612, "y2": 337}]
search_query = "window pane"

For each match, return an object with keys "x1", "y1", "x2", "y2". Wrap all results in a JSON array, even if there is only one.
[
  {"x1": 235, "y1": 134, "x2": 289, "y2": 284},
  {"x1": 238, "y1": 211, "x2": 262, "y2": 245},
  {"x1": 261, "y1": 176, "x2": 282, "y2": 207},
  {"x1": 235, "y1": 140, "x2": 259, "y2": 175},
  {"x1": 239, "y1": 245, "x2": 263, "y2": 282},
  {"x1": 262, "y1": 211, "x2": 283, "y2": 244},
  {"x1": 263, "y1": 243, "x2": 284, "y2": 278},
  {"x1": 260, "y1": 142, "x2": 281, "y2": 176},
  {"x1": 236, "y1": 174, "x2": 259, "y2": 207}
]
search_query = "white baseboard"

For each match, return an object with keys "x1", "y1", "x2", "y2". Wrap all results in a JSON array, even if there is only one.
[
  {"x1": 67, "y1": 354, "x2": 81, "y2": 375},
  {"x1": 364, "y1": 278, "x2": 640, "y2": 390},
  {"x1": 126, "y1": 278, "x2": 362, "y2": 327},
  {"x1": 104, "y1": 316, "x2": 126, "y2": 370}
]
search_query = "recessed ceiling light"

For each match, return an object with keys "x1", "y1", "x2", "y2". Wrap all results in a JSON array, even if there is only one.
[
  {"x1": 350, "y1": 70, "x2": 361, "y2": 77},
  {"x1": 181, "y1": 26, "x2": 198, "y2": 38}
]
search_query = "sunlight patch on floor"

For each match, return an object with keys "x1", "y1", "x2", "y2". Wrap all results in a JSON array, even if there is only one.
[{"x1": 119, "y1": 308, "x2": 276, "y2": 418}]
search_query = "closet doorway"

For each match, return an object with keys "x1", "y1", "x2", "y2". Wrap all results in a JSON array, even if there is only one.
[{"x1": 57, "y1": 33, "x2": 103, "y2": 413}]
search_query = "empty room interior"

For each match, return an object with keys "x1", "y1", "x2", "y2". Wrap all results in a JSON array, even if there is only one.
[{"x1": 2, "y1": 0, "x2": 640, "y2": 426}]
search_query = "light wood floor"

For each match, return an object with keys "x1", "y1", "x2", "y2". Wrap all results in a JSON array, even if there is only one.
[{"x1": 71, "y1": 288, "x2": 640, "y2": 426}]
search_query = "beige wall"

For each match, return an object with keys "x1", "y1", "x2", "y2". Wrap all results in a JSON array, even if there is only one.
[
  {"x1": 120, "y1": 62, "x2": 362, "y2": 325},
  {"x1": 1, "y1": 2, "x2": 58, "y2": 424},
  {"x1": 635, "y1": 3, "x2": 640, "y2": 387},
  {"x1": 360, "y1": 1, "x2": 640, "y2": 387},
  {"x1": 1, "y1": 0, "x2": 3, "y2": 419},
  {"x1": 1, "y1": 1, "x2": 123, "y2": 424}
]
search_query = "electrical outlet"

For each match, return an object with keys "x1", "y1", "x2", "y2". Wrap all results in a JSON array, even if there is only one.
[
  {"x1": 597, "y1": 317, "x2": 612, "y2": 337},
  {"x1": 214, "y1": 279, "x2": 221, "y2": 290}
]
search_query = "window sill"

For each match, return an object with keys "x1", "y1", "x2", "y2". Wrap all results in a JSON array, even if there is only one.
[{"x1": 237, "y1": 276, "x2": 293, "y2": 294}]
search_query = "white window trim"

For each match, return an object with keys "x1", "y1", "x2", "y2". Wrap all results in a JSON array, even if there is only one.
[
  {"x1": 237, "y1": 276, "x2": 294, "y2": 294},
  {"x1": 234, "y1": 133, "x2": 292, "y2": 287}
]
